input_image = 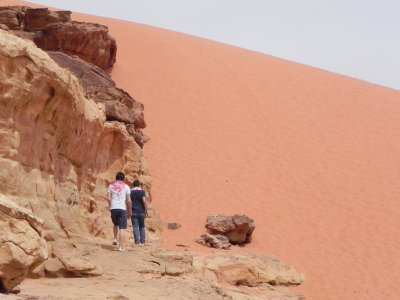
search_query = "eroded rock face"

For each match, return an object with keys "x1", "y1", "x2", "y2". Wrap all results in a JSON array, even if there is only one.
[
  {"x1": 205, "y1": 214, "x2": 255, "y2": 245},
  {"x1": 35, "y1": 21, "x2": 116, "y2": 70},
  {"x1": 0, "y1": 6, "x2": 23, "y2": 30},
  {"x1": 47, "y1": 51, "x2": 147, "y2": 136},
  {"x1": 0, "y1": 196, "x2": 48, "y2": 292},
  {"x1": 0, "y1": 6, "x2": 115, "y2": 70},
  {"x1": 24, "y1": 8, "x2": 71, "y2": 31},
  {"x1": 0, "y1": 29, "x2": 148, "y2": 287}
]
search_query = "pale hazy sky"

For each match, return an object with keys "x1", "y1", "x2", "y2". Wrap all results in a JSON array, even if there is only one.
[{"x1": 31, "y1": 0, "x2": 400, "y2": 90}]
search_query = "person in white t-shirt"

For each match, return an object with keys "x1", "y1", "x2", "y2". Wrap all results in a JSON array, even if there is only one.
[{"x1": 107, "y1": 172, "x2": 131, "y2": 252}]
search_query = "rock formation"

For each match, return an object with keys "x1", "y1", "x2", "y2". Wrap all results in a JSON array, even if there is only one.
[
  {"x1": 0, "y1": 27, "x2": 147, "y2": 287},
  {"x1": 0, "y1": 6, "x2": 116, "y2": 70},
  {"x1": 10, "y1": 241, "x2": 305, "y2": 300},
  {"x1": 193, "y1": 253, "x2": 305, "y2": 287},
  {"x1": 46, "y1": 51, "x2": 149, "y2": 148},
  {"x1": 0, "y1": 196, "x2": 47, "y2": 292},
  {"x1": 35, "y1": 21, "x2": 116, "y2": 70},
  {"x1": 201, "y1": 214, "x2": 255, "y2": 248}
]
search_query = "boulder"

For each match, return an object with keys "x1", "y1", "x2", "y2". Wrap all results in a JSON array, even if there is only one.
[
  {"x1": 205, "y1": 214, "x2": 255, "y2": 244},
  {"x1": 0, "y1": 197, "x2": 48, "y2": 292},
  {"x1": 35, "y1": 21, "x2": 117, "y2": 70}
]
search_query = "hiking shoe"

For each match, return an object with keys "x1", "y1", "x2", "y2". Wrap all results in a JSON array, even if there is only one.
[{"x1": 112, "y1": 239, "x2": 117, "y2": 245}]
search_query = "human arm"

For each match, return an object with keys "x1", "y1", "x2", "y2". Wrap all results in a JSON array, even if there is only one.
[
  {"x1": 107, "y1": 190, "x2": 112, "y2": 209},
  {"x1": 126, "y1": 191, "x2": 132, "y2": 218}
]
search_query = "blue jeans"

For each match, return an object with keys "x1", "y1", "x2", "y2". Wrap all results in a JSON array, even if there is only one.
[{"x1": 131, "y1": 213, "x2": 145, "y2": 244}]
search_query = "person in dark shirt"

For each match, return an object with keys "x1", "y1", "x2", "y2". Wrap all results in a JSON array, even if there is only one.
[{"x1": 130, "y1": 179, "x2": 149, "y2": 245}]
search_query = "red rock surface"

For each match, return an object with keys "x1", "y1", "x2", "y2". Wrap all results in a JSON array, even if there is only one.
[
  {"x1": 35, "y1": 21, "x2": 116, "y2": 70},
  {"x1": 47, "y1": 51, "x2": 147, "y2": 135},
  {"x1": 0, "y1": 5, "x2": 115, "y2": 70},
  {"x1": 205, "y1": 214, "x2": 255, "y2": 244}
]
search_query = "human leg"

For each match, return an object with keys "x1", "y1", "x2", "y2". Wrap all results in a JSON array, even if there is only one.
[
  {"x1": 118, "y1": 210, "x2": 127, "y2": 249},
  {"x1": 113, "y1": 226, "x2": 118, "y2": 244},
  {"x1": 132, "y1": 215, "x2": 140, "y2": 244},
  {"x1": 137, "y1": 214, "x2": 146, "y2": 244},
  {"x1": 110, "y1": 210, "x2": 119, "y2": 245}
]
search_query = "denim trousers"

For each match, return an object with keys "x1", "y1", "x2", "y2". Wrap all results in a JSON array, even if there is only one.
[{"x1": 131, "y1": 213, "x2": 145, "y2": 244}]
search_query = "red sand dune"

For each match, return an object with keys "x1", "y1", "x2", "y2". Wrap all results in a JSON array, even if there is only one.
[{"x1": 5, "y1": 1, "x2": 400, "y2": 299}]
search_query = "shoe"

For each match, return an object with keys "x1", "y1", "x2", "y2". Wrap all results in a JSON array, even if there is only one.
[
  {"x1": 112, "y1": 239, "x2": 117, "y2": 245},
  {"x1": 115, "y1": 247, "x2": 125, "y2": 252}
]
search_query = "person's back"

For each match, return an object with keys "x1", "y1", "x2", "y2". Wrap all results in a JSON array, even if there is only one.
[
  {"x1": 107, "y1": 172, "x2": 131, "y2": 252},
  {"x1": 130, "y1": 180, "x2": 148, "y2": 245},
  {"x1": 131, "y1": 189, "x2": 146, "y2": 214}
]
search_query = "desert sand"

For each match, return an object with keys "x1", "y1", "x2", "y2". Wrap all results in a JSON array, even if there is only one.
[{"x1": 3, "y1": 1, "x2": 400, "y2": 299}]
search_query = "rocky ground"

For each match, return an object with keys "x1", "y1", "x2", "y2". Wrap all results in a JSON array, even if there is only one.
[{"x1": 3, "y1": 237, "x2": 305, "y2": 300}]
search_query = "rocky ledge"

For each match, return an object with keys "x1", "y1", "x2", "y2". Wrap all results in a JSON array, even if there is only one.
[{"x1": 0, "y1": 6, "x2": 116, "y2": 69}]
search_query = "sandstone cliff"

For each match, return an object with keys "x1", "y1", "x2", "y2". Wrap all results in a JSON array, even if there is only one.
[{"x1": 0, "y1": 28, "x2": 148, "y2": 289}]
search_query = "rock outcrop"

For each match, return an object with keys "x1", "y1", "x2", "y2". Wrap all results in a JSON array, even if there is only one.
[
  {"x1": 0, "y1": 6, "x2": 116, "y2": 70},
  {"x1": 0, "y1": 196, "x2": 47, "y2": 292},
  {"x1": 24, "y1": 7, "x2": 71, "y2": 31},
  {"x1": 35, "y1": 21, "x2": 116, "y2": 70},
  {"x1": 10, "y1": 241, "x2": 304, "y2": 300},
  {"x1": 46, "y1": 51, "x2": 148, "y2": 147},
  {"x1": 0, "y1": 28, "x2": 147, "y2": 287},
  {"x1": 203, "y1": 214, "x2": 255, "y2": 247},
  {"x1": 194, "y1": 254, "x2": 305, "y2": 287},
  {"x1": 0, "y1": 6, "x2": 23, "y2": 30}
]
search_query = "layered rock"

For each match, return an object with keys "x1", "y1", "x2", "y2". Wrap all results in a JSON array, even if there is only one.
[
  {"x1": 46, "y1": 51, "x2": 148, "y2": 147},
  {"x1": 0, "y1": 6, "x2": 71, "y2": 31},
  {"x1": 0, "y1": 6, "x2": 115, "y2": 70},
  {"x1": 194, "y1": 254, "x2": 305, "y2": 287},
  {"x1": 0, "y1": 196, "x2": 47, "y2": 292},
  {"x1": 11, "y1": 242, "x2": 304, "y2": 300},
  {"x1": 0, "y1": 28, "x2": 148, "y2": 287},
  {"x1": 0, "y1": 6, "x2": 23, "y2": 30},
  {"x1": 35, "y1": 21, "x2": 116, "y2": 70},
  {"x1": 24, "y1": 8, "x2": 71, "y2": 31}
]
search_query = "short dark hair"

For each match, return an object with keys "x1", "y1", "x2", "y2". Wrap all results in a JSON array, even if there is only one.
[
  {"x1": 133, "y1": 179, "x2": 141, "y2": 187},
  {"x1": 116, "y1": 172, "x2": 125, "y2": 181}
]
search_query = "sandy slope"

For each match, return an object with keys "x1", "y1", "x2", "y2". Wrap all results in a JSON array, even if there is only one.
[{"x1": 4, "y1": 1, "x2": 400, "y2": 299}]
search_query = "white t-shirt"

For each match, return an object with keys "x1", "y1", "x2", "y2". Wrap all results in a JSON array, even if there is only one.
[{"x1": 107, "y1": 181, "x2": 130, "y2": 210}]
